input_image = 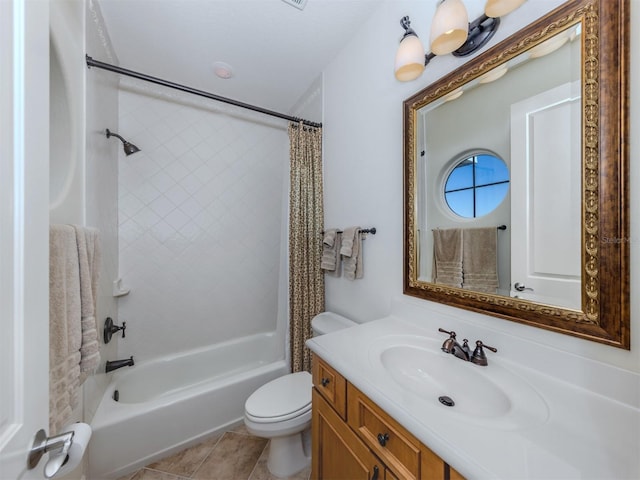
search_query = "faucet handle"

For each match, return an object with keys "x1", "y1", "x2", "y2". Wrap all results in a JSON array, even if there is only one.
[
  {"x1": 438, "y1": 328, "x2": 457, "y2": 353},
  {"x1": 438, "y1": 328, "x2": 456, "y2": 337},
  {"x1": 471, "y1": 340, "x2": 497, "y2": 366}
]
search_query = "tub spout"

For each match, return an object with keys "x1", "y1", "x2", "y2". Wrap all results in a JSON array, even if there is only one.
[{"x1": 106, "y1": 356, "x2": 134, "y2": 373}]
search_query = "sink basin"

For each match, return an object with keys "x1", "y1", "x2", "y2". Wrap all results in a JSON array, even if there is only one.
[{"x1": 370, "y1": 336, "x2": 549, "y2": 430}]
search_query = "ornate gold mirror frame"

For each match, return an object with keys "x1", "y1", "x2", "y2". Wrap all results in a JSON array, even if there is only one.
[{"x1": 403, "y1": 0, "x2": 629, "y2": 348}]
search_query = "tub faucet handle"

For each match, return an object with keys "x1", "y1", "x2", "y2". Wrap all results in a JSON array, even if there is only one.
[{"x1": 104, "y1": 317, "x2": 126, "y2": 343}]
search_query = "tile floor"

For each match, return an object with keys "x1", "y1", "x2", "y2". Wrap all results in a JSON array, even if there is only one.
[{"x1": 116, "y1": 425, "x2": 311, "y2": 480}]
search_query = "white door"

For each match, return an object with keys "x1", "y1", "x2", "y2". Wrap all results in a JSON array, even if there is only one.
[
  {"x1": 0, "y1": 1, "x2": 51, "y2": 479},
  {"x1": 510, "y1": 81, "x2": 581, "y2": 309}
]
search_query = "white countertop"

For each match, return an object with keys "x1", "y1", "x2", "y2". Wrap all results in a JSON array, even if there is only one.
[{"x1": 306, "y1": 314, "x2": 640, "y2": 479}]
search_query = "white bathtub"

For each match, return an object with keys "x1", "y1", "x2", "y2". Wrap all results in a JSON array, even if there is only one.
[{"x1": 88, "y1": 332, "x2": 288, "y2": 479}]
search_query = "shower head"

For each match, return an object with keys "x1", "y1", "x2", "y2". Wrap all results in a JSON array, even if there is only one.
[{"x1": 105, "y1": 129, "x2": 141, "y2": 156}]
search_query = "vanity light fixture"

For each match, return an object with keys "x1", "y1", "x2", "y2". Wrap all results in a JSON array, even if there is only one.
[{"x1": 394, "y1": 0, "x2": 527, "y2": 82}]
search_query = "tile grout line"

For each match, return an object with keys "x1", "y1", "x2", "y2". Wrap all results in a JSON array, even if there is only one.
[
  {"x1": 188, "y1": 433, "x2": 225, "y2": 479},
  {"x1": 141, "y1": 466, "x2": 190, "y2": 480},
  {"x1": 247, "y1": 441, "x2": 270, "y2": 480}
]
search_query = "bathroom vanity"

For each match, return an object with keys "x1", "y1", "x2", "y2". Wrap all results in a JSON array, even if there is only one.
[
  {"x1": 312, "y1": 355, "x2": 464, "y2": 479},
  {"x1": 306, "y1": 303, "x2": 640, "y2": 479}
]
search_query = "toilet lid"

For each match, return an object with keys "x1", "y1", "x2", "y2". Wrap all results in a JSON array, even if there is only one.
[{"x1": 245, "y1": 371, "x2": 312, "y2": 421}]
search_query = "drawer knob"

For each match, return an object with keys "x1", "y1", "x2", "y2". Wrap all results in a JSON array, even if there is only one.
[
  {"x1": 321, "y1": 377, "x2": 330, "y2": 387},
  {"x1": 377, "y1": 433, "x2": 389, "y2": 447}
]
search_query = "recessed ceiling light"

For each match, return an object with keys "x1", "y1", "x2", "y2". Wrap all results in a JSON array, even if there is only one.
[{"x1": 213, "y1": 61, "x2": 234, "y2": 79}]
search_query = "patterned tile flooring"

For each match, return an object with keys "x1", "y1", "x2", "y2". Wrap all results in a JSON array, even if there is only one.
[{"x1": 116, "y1": 425, "x2": 311, "y2": 480}]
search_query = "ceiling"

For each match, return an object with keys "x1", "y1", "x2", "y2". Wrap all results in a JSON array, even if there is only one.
[{"x1": 97, "y1": 0, "x2": 384, "y2": 118}]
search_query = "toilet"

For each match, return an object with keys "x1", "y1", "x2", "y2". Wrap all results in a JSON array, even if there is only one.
[{"x1": 244, "y1": 312, "x2": 356, "y2": 477}]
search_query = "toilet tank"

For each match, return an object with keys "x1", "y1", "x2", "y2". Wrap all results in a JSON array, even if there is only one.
[{"x1": 311, "y1": 312, "x2": 356, "y2": 337}]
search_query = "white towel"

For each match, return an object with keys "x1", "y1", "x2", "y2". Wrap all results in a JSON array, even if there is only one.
[
  {"x1": 49, "y1": 225, "x2": 82, "y2": 435},
  {"x1": 48, "y1": 225, "x2": 102, "y2": 434},
  {"x1": 73, "y1": 225, "x2": 102, "y2": 383},
  {"x1": 321, "y1": 229, "x2": 342, "y2": 277},
  {"x1": 341, "y1": 227, "x2": 363, "y2": 280}
]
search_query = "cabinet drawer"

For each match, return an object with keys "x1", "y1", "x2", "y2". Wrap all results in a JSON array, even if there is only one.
[
  {"x1": 347, "y1": 383, "x2": 421, "y2": 480},
  {"x1": 312, "y1": 356, "x2": 347, "y2": 419}
]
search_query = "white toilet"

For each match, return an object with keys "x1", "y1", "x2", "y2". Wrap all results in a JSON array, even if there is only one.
[{"x1": 244, "y1": 312, "x2": 356, "y2": 477}]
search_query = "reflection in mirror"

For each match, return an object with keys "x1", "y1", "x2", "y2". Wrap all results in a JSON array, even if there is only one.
[
  {"x1": 443, "y1": 152, "x2": 509, "y2": 219},
  {"x1": 417, "y1": 22, "x2": 581, "y2": 309},
  {"x1": 403, "y1": 0, "x2": 630, "y2": 349}
]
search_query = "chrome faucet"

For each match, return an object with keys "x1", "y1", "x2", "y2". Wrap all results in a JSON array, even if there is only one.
[
  {"x1": 105, "y1": 356, "x2": 134, "y2": 373},
  {"x1": 438, "y1": 328, "x2": 497, "y2": 366}
]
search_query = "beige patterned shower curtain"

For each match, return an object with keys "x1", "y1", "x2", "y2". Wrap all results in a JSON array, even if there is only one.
[{"x1": 288, "y1": 122, "x2": 324, "y2": 373}]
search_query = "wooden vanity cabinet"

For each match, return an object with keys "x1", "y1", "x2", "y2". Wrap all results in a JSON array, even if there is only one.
[
  {"x1": 311, "y1": 356, "x2": 465, "y2": 480},
  {"x1": 313, "y1": 389, "x2": 388, "y2": 479},
  {"x1": 312, "y1": 353, "x2": 347, "y2": 419}
]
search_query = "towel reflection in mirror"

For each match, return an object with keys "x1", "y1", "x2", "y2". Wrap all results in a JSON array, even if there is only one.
[{"x1": 432, "y1": 227, "x2": 498, "y2": 293}]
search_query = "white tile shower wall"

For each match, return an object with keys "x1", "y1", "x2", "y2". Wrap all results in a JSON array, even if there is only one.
[{"x1": 117, "y1": 87, "x2": 289, "y2": 361}]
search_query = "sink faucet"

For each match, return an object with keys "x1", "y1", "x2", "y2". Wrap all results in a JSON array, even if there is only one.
[{"x1": 438, "y1": 328, "x2": 497, "y2": 366}]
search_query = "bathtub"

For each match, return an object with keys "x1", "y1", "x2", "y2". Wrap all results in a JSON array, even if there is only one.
[{"x1": 88, "y1": 332, "x2": 288, "y2": 479}]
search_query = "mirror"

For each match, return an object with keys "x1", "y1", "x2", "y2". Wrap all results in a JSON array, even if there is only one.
[
  {"x1": 403, "y1": 0, "x2": 629, "y2": 349},
  {"x1": 419, "y1": 21, "x2": 581, "y2": 308}
]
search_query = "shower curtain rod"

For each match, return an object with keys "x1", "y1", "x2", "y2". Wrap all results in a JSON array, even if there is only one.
[{"x1": 85, "y1": 55, "x2": 322, "y2": 129}]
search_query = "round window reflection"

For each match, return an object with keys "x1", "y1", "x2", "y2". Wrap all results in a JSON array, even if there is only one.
[{"x1": 444, "y1": 153, "x2": 509, "y2": 218}]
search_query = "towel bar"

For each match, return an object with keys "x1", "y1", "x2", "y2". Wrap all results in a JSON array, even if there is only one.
[
  {"x1": 322, "y1": 227, "x2": 377, "y2": 235},
  {"x1": 431, "y1": 225, "x2": 506, "y2": 231}
]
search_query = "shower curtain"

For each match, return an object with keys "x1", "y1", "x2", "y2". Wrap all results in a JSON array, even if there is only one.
[{"x1": 288, "y1": 122, "x2": 324, "y2": 373}]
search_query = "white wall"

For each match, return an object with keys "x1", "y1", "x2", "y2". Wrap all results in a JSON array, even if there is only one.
[
  {"x1": 82, "y1": 0, "x2": 120, "y2": 422},
  {"x1": 117, "y1": 84, "x2": 289, "y2": 362},
  {"x1": 48, "y1": 0, "x2": 120, "y2": 427},
  {"x1": 322, "y1": 0, "x2": 639, "y2": 372},
  {"x1": 46, "y1": 1, "x2": 119, "y2": 477},
  {"x1": 49, "y1": 0, "x2": 85, "y2": 226}
]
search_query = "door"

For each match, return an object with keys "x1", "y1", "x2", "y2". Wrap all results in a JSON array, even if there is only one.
[
  {"x1": 510, "y1": 81, "x2": 581, "y2": 309},
  {"x1": 0, "y1": 1, "x2": 50, "y2": 479}
]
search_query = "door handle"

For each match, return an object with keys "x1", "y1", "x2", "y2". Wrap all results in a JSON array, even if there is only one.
[{"x1": 514, "y1": 282, "x2": 533, "y2": 292}]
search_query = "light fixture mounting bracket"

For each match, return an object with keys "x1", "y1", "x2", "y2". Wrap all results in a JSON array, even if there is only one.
[{"x1": 452, "y1": 14, "x2": 500, "y2": 57}]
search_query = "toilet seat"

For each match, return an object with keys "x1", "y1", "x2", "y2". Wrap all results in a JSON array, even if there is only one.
[{"x1": 245, "y1": 371, "x2": 311, "y2": 423}]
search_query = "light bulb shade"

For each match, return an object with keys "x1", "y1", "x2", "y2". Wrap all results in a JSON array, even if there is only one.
[
  {"x1": 430, "y1": 0, "x2": 469, "y2": 56},
  {"x1": 394, "y1": 34, "x2": 426, "y2": 82},
  {"x1": 528, "y1": 34, "x2": 568, "y2": 59},
  {"x1": 477, "y1": 63, "x2": 508, "y2": 83},
  {"x1": 484, "y1": 0, "x2": 526, "y2": 18}
]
